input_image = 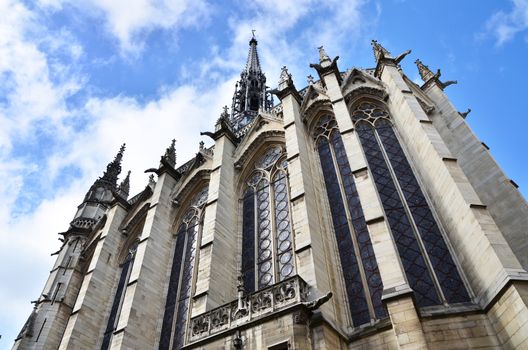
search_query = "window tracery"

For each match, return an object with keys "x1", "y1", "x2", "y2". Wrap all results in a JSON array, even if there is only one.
[
  {"x1": 313, "y1": 115, "x2": 386, "y2": 327},
  {"x1": 160, "y1": 186, "x2": 208, "y2": 350},
  {"x1": 351, "y1": 101, "x2": 471, "y2": 307},
  {"x1": 241, "y1": 146, "x2": 295, "y2": 293}
]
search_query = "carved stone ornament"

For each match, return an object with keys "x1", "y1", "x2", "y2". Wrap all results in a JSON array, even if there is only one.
[{"x1": 344, "y1": 86, "x2": 388, "y2": 107}]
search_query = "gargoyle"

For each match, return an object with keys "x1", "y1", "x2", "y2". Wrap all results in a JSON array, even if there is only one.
[
  {"x1": 394, "y1": 49, "x2": 412, "y2": 64},
  {"x1": 459, "y1": 108, "x2": 471, "y2": 119},
  {"x1": 440, "y1": 80, "x2": 457, "y2": 89},
  {"x1": 302, "y1": 291, "x2": 333, "y2": 311}
]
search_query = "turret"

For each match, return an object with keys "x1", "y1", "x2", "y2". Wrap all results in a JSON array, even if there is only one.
[
  {"x1": 69, "y1": 144, "x2": 126, "y2": 232},
  {"x1": 12, "y1": 144, "x2": 128, "y2": 350}
]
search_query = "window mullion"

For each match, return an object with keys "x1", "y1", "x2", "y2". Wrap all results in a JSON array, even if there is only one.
[
  {"x1": 373, "y1": 127, "x2": 447, "y2": 304},
  {"x1": 184, "y1": 216, "x2": 203, "y2": 345},
  {"x1": 269, "y1": 173, "x2": 278, "y2": 285},
  {"x1": 328, "y1": 132, "x2": 376, "y2": 320},
  {"x1": 253, "y1": 187, "x2": 258, "y2": 292}
]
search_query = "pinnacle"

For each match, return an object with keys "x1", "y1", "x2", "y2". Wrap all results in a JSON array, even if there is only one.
[
  {"x1": 162, "y1": 139, "x2": 177, "y2": 167},
  {"x1": 118, "y1": 170, "x2": 131, "y2": 198},
  {"x1": 371, "y1": 39, "x2": 391, "y2": 62},
  {"x1": 100, "y1": 143, "x2": 125, "y2": 187},
  {"x1": 415, "y1": 59, "x2": 437, "y2": 82},
  {"x1": 318, "y1": 46, "x2": 331, "y2": 64}
]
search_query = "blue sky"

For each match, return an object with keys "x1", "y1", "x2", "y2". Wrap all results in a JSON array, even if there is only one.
[{"x1": 1, "y1": 0, "x2": 527, "y2": 346}]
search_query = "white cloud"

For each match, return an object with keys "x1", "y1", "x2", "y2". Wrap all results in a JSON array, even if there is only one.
[
  {"x1": 485, "y1": 0, "x2": 528, "y2": 46},
  {"x1": 37, "y1": 0, "x2": 212, "y2": 53}
]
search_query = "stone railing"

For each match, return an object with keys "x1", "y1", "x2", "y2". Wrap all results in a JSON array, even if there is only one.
[
  {"x1": 70, "y1": 217, "x2": 97, "y2": 230},
  {"x1": 188, "y1": 276, "x2": 309, "y2": 344}
]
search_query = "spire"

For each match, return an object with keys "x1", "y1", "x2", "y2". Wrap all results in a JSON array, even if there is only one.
[
  {"x1": 70, "y1": 143, "x2": 125, "y2": 232},
  {"x1": 118, "y1": 171, "x2": 131, "y2": 198},
  {"x1": 230, "y1": 33, "x2": 273, "y2": 133},
  {"x1": 100, "y1": 143, "x2": 125, "y2": 187},
  {"x1": 162, "y1": 139, "x2": 177, "y2": 167},
  {"x1": 245, "y1": 32, "x2": 262, "y2": 74}
]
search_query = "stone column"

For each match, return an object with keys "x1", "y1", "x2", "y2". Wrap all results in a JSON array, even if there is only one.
[
  {"x1": 386, "y1": 296, "x2": 429, "y2": 349},
  {"x1": 192, "y1": 132, "x2": 238, "y2": 315},
  {"x1": 274, "y1": 68, "x2": 343, "y2": 348}
]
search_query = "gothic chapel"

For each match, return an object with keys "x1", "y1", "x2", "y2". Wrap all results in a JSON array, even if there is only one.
[{"x1": 13, "y1": 37, "x2": 528, "y2": 349}]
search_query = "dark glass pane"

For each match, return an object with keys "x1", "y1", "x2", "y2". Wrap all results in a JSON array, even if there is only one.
[
  {"x1": 356, "y1": 123, "x2": 441, "y2": 307},
  {"x1": 272, "y1": 171, "x2": 295, "y2": 281},
  {"x1": 330, "y1": 131, "x2": 386, "y2": 319},
  {"x1": 172, "y1": 220, "x2": 199, "y2": 349},
  {"x1": 317, "y1": 137, "x2": 371, "y2": 326},
  {"x1": 241, "y1": 188, "x2": 256, "y2": 293},
  {"x1": 101, "y1": 243, "x2": 136, "y2": 350},
  {"x1": 159, "y1": 225, "x2": 187, "y2": 350},
  {"x1": 375, "y1": 120, "x2": 470, "y2": 303}
]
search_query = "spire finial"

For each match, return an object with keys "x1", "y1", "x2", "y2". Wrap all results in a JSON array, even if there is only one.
[
  {"x1": 162, "y1": 139, "x2": 177, "y2": 167},
  {"x1": 307, "y1": 75, "x2": 315, "y2": 85},
  {"x1": 251, "y1": 29, "x2": 256, "y2": 39},
  {"x1": 100, "y1": 143, "x2": 125, "y2": 186},
  {"x1": 118, "y1": 170, "x2": 131, "y2": 198},
  {"x1": 318, "y1": 46, "x2": 331, "y2": 64}
]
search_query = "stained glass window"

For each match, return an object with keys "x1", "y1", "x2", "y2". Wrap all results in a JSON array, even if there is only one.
[
  {"x1": 101, "y1": 242, "x2": 138, "y2": 350},
  {"x1": 313, "y1": 115, "x2": 386, "y2": 327},
  {"x1": 159, "y1": 187, "x2": 208, "y2": 350},
  {"x1": 241, "y1": 146, "x2": 296, "y2": 292},
  {"x1": 351, "y1": 101, "x2": 470, "y2": 307}
]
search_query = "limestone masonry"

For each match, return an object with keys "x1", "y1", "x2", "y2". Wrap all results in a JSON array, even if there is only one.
[{"x1": 13, "y1": 37, "x2": 528, "y2": 349}]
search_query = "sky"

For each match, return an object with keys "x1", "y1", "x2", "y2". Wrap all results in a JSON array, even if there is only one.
[{"x1": 1, "y1": 0, "x2": 527, "y2": 346}]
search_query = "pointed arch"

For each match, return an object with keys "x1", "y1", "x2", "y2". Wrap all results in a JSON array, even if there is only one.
[
  {"x1": 311, "y1": 114, "x2": 386, "y2": 327},
  {"x1": 101, "y1": 204, "x2": 148, "y2": 350},
  {"x1": 160, "y1": 184, "x2": 209, "y2": 350},
  {"x1": 239, "y1": 144, "x2": 296, "y2": 293},
  {"x1": 350, "y1": 99, "x2": 471, "y2": 307}
]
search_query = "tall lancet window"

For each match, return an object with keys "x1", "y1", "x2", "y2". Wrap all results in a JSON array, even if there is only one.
[
  {"x1": 241, "y1": 145, "x2": 295, "y2": 293},
  {"x1": 101, "y1": 241, "x2": 138, "y2": 350},
  {"x1": 351, "y1": 101, "x2": 471, "y2": 307},
  {"x1": 159, "y1": 187, "x2": 208, "y2": 350},
  {"x1": 313, "y1": 115, "x2": 386, "y2": 327}
]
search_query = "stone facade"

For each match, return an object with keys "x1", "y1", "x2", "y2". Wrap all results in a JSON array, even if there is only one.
[{"x1": 13, "y1": 39, "x2": 528, "y2": 350}]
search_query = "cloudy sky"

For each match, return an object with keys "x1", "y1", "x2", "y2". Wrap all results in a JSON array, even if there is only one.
[{"x1": 1, "y1": 0, "x2": 527, "y2": 346}]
